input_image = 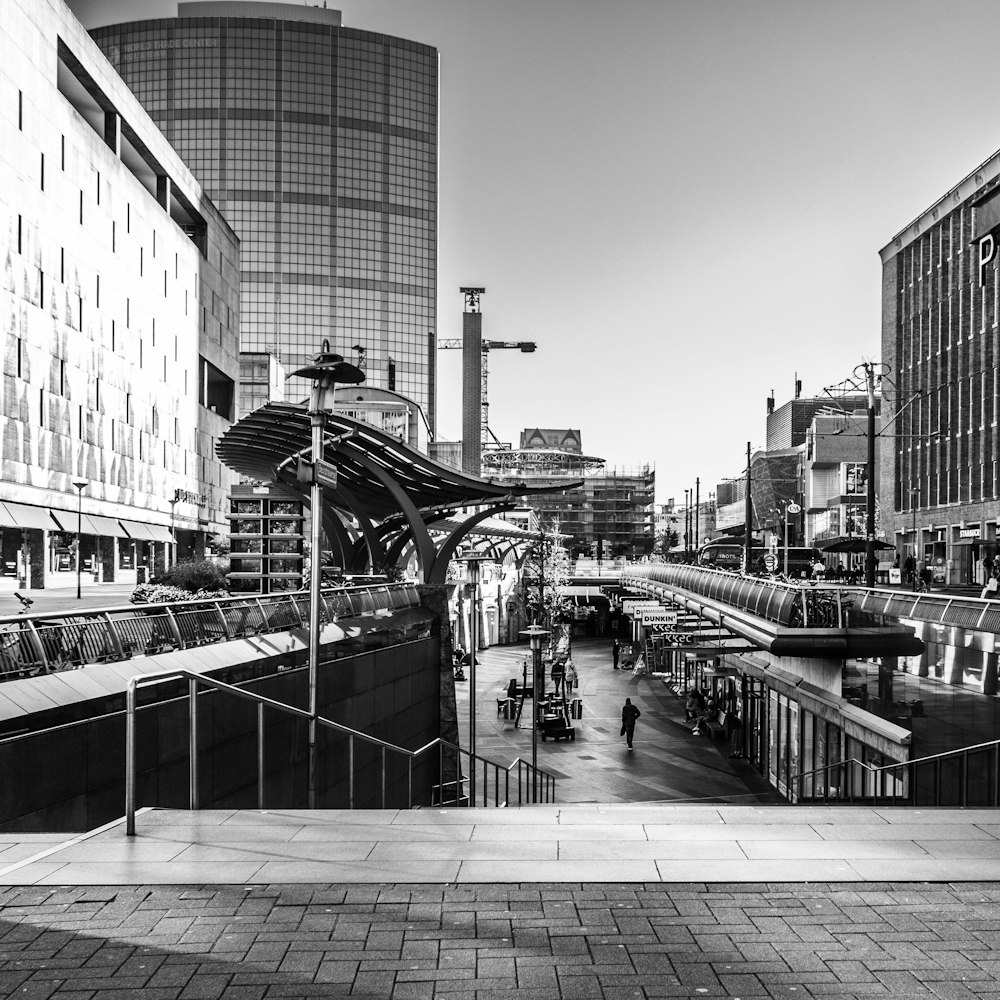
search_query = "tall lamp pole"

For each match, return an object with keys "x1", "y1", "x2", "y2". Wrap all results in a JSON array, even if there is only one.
[
  {"x1": 169, "y1": 493, "x2": 179, "y2": 569},
  {"x1": 519, "y1": 623, "x2": 549, "y2": 802},
  {"x1": 910, "y1": 487, "x2": 919, "y2": 592},
  {"x1": 72, "y1": 481, "x2": 87, "y2": 600},
  {"x1": 744, "y1": 442, "x2": 753, "y2": 573},
  {"x1": 290, "y1": 343, "x2": 364, "y2": 809},
  {"x1": 695, "y1": 477, "x2": 700, "y2": 554},
  {"x1": 784, "y1": 502, "x2": 801, "y2": 578},
  {"x1": 863, "y1": 362, "x2": 878, "y2": 588}
]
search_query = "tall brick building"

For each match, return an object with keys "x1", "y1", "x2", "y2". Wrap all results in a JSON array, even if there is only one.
[{"x1": 879, "y1": 150, "x2": 1000, "y2": 586}]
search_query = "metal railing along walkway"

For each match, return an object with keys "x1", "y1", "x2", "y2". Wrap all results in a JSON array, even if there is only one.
[
  {"x1": 0, "y1": 584, "x2": 420, "y2": 681},
  {"x1": 856, "y1": 588, "x2": 1000, "y2": 633},
  {"x1": 791, "y1": 738, "x2": 1000, "y2": 807},
  {"x1": 125, "y1": 669, "x2": 557, "y2": 834},
  {"x1": 627, "y1": 564, "x2": 1000, "y2": 634},
  {"x1": 623, "y1": 565, "x2": 852, "y2": 628}
]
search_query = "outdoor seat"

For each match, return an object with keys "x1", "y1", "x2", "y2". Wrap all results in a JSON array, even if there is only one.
[{"x1": 701, "y1": 710, "x2": 728, "y2": 740}]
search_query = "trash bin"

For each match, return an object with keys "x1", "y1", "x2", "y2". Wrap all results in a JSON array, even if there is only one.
[{"x1": 136, "y1": 566, "x2": 147, "y2": 584}]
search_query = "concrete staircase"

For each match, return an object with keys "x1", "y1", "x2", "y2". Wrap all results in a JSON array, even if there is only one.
[{"x1": 2, "y1": 804, "x2": 999, "y2": 885}]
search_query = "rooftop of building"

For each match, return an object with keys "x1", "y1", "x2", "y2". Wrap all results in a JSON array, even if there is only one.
[
  {"x1": 179, "y1": 2, "x2": 342, "y2": 25},
  {"x1": 879, "y1": 144, "x2": 1000, "y2": 262}
]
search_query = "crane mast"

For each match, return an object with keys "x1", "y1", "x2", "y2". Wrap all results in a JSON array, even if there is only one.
[{"x1": 438, "y1": 336, "x2": 536, "y2": 456}]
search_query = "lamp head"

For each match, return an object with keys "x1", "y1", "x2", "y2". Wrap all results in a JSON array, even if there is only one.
[
  {"x1": 519, "y1": 623, "x2": 550, "y2": 649},
  {"x1": 72, "y1": 480, "x2": 87, "y2": 492},
  {"x1": 290, "y1": 339, "x2": 365, "y2": 386}
]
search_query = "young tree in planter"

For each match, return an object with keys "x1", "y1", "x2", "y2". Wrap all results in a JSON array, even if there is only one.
[{"x1": 522, "y1": 521, "x2": 573, "y2": 658}]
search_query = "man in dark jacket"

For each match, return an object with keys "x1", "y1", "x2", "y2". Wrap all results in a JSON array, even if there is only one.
[{"x1": 621, "y1": 697, "x2": 641, "y2": 750}]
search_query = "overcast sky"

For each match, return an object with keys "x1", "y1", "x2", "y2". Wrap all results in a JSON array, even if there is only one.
[{"x1": 67, "y1": 0, "x2": 1000, "y2": 505}]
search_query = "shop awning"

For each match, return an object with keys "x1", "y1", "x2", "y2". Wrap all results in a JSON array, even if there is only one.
[
  {"x1": 0, "y1": 502, "x2": 58, "y2": 531},
  {"x1": 87, "y1": 514, "x2": 129, "y2": 538},
  {"x1": 120, "y1": 519, "x2": 173, "y2": 543},
  {"x1": 50, "y1": 510, "x2": 131, "y2": 538},
  {"x1": 119, "y1": 519, "x2": 154, "y2": 540},
  {"x1": 50, "y1": 510, "x2": 98, "y2": 535}
]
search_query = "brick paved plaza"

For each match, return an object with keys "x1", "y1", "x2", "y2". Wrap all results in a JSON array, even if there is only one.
[{"x1": 3, "y1": 881, "x2": 1000, "y2": 998}]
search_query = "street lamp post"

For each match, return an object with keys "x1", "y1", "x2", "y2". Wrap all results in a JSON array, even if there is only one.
[
  {"x1": 519, "y1": 623, "x2": 549, "y2": 802},
  {"x1": 910, "y1": 487, "x2": 919, "y2": 592},
  {"x1": 459, "y1": 553, "x2": 491, "y2": 805},
  {"x1": 863, "y1": 363, "x2": 878, "y2": 588},
  {"x1": 289, "y1": 343, "x2": 364, "y2": 809},
  {"x1": 784, "y1": 502, "x2": 801, "y2": 578},
  {"x1": 169, "y1": 493, "x2": 179, "y2": 569},
  {"x1": 72, "y1": 480, "x2": 87, "y2": 600}
]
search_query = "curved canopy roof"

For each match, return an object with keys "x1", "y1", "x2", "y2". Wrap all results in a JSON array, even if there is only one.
[{"x1": 217, "y1": 402, "x2": 577, "y2": 522}]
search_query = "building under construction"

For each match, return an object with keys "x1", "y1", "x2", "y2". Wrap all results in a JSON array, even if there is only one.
[{"x1": 483, "y1": 430, "x2": 655, "y2": 558}]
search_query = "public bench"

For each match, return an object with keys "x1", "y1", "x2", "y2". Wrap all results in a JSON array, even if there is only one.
[{"x1": 700, "y1": 710, "x2": 728, "y2": 741}]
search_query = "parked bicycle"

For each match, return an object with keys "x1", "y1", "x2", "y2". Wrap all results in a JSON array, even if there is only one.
[
  {"x1": 0, "y1": 592, "x2": 88, "y2": 677},
  {"x1": 0, "y1": 593, "x2": 41, "y2": 678}
]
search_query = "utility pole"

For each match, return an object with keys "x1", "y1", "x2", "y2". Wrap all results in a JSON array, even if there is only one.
[
  {"x1": 684, "y1": 489, "x2": 691, "y2": 560},
  {"x1": 695, "y1": 477, "x2": 700, "y2": 553},
  {"x1": 864, "y1": 362, "x2": 877, "y2": 588},
  {"x1": 744, "y1": 442, "x2": 753, "y2": 574}
]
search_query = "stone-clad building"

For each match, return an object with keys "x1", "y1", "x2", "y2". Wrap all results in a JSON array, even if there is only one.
[{"x1": 1, "y1": 0, "x2": 239, "y2": 586}]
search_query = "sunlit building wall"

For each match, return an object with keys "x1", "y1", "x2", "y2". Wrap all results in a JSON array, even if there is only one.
[{"x1": 1, "y1": 0, "x2": 240, "y2": 586}]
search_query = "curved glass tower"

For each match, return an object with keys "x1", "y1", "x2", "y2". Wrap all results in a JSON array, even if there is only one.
[{"x1": 90, "y1": 2, "x2": 438, "y2": 430}]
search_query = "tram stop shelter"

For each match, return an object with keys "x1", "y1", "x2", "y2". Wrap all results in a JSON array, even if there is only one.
[{"x1": 216, "y1": 401, "x2": 579, "y2": 583}]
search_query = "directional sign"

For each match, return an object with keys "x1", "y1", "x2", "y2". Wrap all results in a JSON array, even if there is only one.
[
  {"x1": 296, "y1": 458, "x2": 339, "y2": 490},
  {"x1": 623, "y1": 600, "x2": 661, "y2": 614}
]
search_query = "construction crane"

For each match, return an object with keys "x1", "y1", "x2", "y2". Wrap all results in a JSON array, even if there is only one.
[{"x1": 438, "y1": 338, "x2": 537, "y2": 450}]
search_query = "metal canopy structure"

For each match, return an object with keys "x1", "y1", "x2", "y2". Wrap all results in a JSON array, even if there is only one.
[{"x1": 217, "y1": 402, "x2": 580, "y2": 584}]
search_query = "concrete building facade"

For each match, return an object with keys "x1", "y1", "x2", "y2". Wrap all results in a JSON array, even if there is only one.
[
  {"x1": 89, "y1": 3, "x2": 438, "y2": 430},
  {"x1": 880, "y1": 150, "x2": 1000, "y2": 588},
  {"x1": 1, "y1": 0, "x2": 240, "y2": 587}
]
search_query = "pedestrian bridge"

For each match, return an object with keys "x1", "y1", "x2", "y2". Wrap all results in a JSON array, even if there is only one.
[{"x1": 621, "y1": 564, "x2": 923, "y2": 660}]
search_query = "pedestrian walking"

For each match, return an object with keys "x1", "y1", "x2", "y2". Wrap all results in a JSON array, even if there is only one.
[
  {"x1": 621, "y1": 697, "x2": 641, "y2": 750},
  {"x1": 612, "y1": 638, "x2": 620, "y2": 670},
  {"x1": 565, "y1": 658, "x2": 578, "y2": 692}
]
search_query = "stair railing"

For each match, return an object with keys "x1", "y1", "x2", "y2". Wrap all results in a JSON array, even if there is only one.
[
  {"x1": 125, "y1": 669, "x2": 556, "y2": 835},
  {"x1": 791, "y1": 738, "x2": 1000, "y2": 807}
]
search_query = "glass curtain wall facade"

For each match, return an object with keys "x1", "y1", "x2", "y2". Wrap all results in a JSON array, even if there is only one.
[{"x1": 90, "y1": 4, "x2": 438, "y2": 431}]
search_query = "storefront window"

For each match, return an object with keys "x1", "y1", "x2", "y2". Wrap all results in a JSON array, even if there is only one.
[
  {"x1": 801, "y1": 714, "x2": 814, "y2": 800},
  {"x1": 768, "y1": 689, "x2": 779, "y2": 792},
  {"x1": 787, "y1": 700, "x2": 799, "y2": 801}
]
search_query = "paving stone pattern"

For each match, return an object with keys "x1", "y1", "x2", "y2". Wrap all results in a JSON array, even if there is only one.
[{"x1": 2, "y1": 882, "x2": 1000, "y2": 999}]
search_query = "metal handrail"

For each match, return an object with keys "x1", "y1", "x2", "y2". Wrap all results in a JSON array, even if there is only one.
[
  {"x1": 623, "y1": 565, "x2": 851, "y2": 629},
  {"x1": 627, "y1": 563, "x2": 1000, "y2": 635},
  {"x1": 125, "y1": 668, "x2": 557, "y2": 834},
  {"x1": 790, "y1": 737, "x2": 1000, "y2": 807},
  {"x1": 0, "y1": 583, "x2": 420, "y2": 681}
]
